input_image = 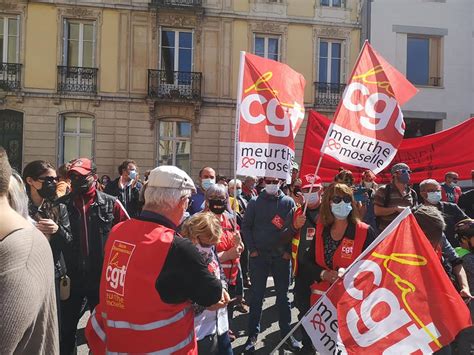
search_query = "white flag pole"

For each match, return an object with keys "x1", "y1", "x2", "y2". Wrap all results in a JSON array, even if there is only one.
[{"x1": 231, "y1": 51, "x2": 246, "y2": 216}]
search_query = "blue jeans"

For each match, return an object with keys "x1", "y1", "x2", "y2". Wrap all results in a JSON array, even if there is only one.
[{"x1": 247, "y1": 253, "x2": 291, "y2": 338}]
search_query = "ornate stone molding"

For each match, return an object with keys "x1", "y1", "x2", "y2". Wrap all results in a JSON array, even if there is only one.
[
  {"x1": 57, "y1": 5, "x2": 103, "y2": 25},
  {"x1": 248, "y1": 21, "x2": 288, "y2": 36},
  {"x1": 157, "y1": 12, "x2": 203, "y2": 44},
  {"x1": 148, "y1": 101, "x2": 201, "y2": 131},
  {"x1": 313, "y1": 26, "x2": 352, "y2": 40}
]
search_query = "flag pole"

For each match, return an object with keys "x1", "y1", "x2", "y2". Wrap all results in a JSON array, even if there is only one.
[{"x1": 232, "y1": 51, "x2": 246, "y2": 216}]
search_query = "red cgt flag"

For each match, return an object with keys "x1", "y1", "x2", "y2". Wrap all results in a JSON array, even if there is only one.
[
  {"x1": 302, "y1": 209, "x2": 472, "y2": 355},
  {"x1": 320, "y1": 41, "x2": 418, "y2": 174},
  {"x1": 235, "y1": 52, "x2": 306, "y2": 182}
]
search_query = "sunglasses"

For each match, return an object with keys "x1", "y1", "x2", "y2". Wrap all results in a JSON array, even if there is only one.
[
  {"x1": 37, "y1": 176, "x2": 58, "y2": 183},
  {"x1": 332, "y1": 195, "x2": 352, "y2": 204},
  {"x1": 264, "y1": 180, "x2": 280, "y2": 185},
  {"x1": 397, "y1": 169, "x2": 412, "y2": 175}
]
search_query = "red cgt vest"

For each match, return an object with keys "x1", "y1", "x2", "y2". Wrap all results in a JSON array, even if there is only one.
[
  {"x1": 85, "y1": 219, "x2": 197, "y2": 354},
  {"x1": 310, "y1": 221, "x2": 369, "y2": 305},
  {"x1": 216, "y1": 214, "x2": 240, "y2": 286}
]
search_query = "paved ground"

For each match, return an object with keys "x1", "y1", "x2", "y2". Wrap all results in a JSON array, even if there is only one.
[{"x1": 77, "y1": 277, "x2": 305, "y2": 354}]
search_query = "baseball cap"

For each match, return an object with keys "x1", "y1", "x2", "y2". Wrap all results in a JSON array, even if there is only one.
[
  {"x1": 147, "y1": 165, "x2": 196, "y2": 192},
  {"x1": 390, "y1": 163, "x2": 410, "y2": 175},
  {"x1": 68, "y1": 158, "x2": 96, "y2": 176},
  {"x1": 301, "y1": 173, "x2": 322, "y2": 189}
]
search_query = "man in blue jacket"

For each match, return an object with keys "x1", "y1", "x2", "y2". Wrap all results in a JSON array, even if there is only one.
[{"x1": 242, "y1": 176, "x2": 302, "y2": 353}]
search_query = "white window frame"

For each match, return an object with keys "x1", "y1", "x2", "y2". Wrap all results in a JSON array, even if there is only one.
[
  {"x1": 158, "y1": 28, "x2": 194, "y2": 72},
  {"x1": 59, "y1": 114, "x2": 95, "y2": 165},
  {"x1": 321, "y1": 0, "x2": 343, "y2": 7},
  {"x1": 157, "y1": 120, "x2": 192, "y2": 172},
  {"x1": 253, "y1": 34, "x2": 281, "y2": 61},
  {"x1": 0, "y1": 15, "x2": 20, "y2": 63},
  {"x1": 318, "y1": 39, "x2": 343, "y2": 84},
  {"x1": 62, "y1": 20, "x2": 96, "y2": 68}
]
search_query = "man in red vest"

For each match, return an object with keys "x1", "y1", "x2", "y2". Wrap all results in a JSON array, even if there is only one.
[{"x1": 86, "y1": 166, "x2": 227, "y2": 354}]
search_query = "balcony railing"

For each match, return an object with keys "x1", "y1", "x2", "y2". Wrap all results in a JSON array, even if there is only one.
[
  {"x1": 151, "y1": 0, "x2": 202, "y2": 7},
  {"x1": 148, "y1": 70, "x2": 202, "y2": 101},
  {"x1": 314, "y1": 82, "x2": 346, "y2": 109},
  {"x1": 57, "y1": 66, "x2": 98, "y2": 95},
  {"x1": 0, "y1": 63, "x2": 22, "y2": 91}
]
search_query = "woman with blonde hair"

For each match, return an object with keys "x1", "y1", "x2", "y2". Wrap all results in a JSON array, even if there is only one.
[
  {"x1": 181, "y1": 212, "x2": 232, "y2": 355},
  {"x1": 306, "y1": 183, "x2": 377, "y2": 305}
]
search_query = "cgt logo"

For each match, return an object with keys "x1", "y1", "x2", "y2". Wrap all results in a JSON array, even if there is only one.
[
  {"x1": 241, "y1": 157, "x2": 256, "y2": 168},
  {"x1": 105, "y1": 240, "x2": 136, "y2": 296}
]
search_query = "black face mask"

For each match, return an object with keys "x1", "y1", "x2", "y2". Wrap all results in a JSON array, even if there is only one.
[
  {"x1": 208, "y1": 199, "x2": 226, "y2": 215},
  {"x1": 37, "y1": 180, "x2": 57, "y2": 200},
  {"x1": 71, "y1": 177, "x2": 92, "y2": 195}
]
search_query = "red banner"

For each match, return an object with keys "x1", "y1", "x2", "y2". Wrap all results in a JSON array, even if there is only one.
[
  {"x1": 301, "y1": 110, "x2": 474, "y2": 184},
  {"x1": 320, "y1": 41, "x2": 417, "y2": 174},
  {"x1": 236, "y1": 52, "x2": 306, "y2": 182},
  {"x1": 302, "y1": 209, "x2": 472, "y2": 354}
]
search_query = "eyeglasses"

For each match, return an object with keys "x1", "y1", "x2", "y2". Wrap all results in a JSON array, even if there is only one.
[
  {"x1": 264, "y1": 180, "x2": 280, "y2": 185},
  {"x1": 37, "y1": 176, "x2": 58, "y2": 183},
  {"x1": 332, "y1": 195, "x2": 352, "y2": 204}
]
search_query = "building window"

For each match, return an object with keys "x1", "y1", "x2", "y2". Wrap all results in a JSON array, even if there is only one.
[
  {"x1": 0, "y1": 16, "x2": 19, "y2": 63},
  {"x1": 161, "y1": 29, "x2": 193, "y2": 74},
  {"x1": 321, "y1": 0, "x2": 343, "y2": 7},
  {"x1": 404, "y1": 118, "x2": 437, "y2": 138},
  {"x1": 407, "y1": 35, "x2": 441, "y2": 87},
  {"x1": 254, "y1": 35, "x2": 280, "y2": 61},
  {"x1": 158, "y1": 121, "x2": 191, "y2": 173},
  {"x1": 60, "y1": 114, "x2": 94, "y2": 164},
  {"x1": 63, "y1": 21, "x2": 95, "y2": 68},
  {"x1": 318, "y1": 40, "x2": 342, "y2": 84}
]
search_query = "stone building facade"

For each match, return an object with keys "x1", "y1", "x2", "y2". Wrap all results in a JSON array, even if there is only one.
[{"x1": 0, "y1": 0, "x2": 361, "y2": 179}]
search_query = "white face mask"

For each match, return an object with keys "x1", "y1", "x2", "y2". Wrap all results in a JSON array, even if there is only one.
[
  {"x1": 303, "y1": 192, "x2": 320, "y2": 206},
  {"x1": 362, "y1": 181, "x2": 374, "y2": 188},
  {"x1": 426, "y1": 191, "x2": 442, "y2": 204},
  {"x1": 201, "y1": 178, "x2": 215, "y2": 190},
  {"x1": 265, "y1": 184, "x2": 280, "y2": 195},
  {"x1": 331, "y1": 201, "x2": 352, "y2": 219}
]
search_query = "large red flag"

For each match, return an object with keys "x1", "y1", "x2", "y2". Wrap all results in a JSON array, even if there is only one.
[
  {"x1": 300, "y1": 110, "x2": 474, "y2": 183},
  {"x1": 302, "y1": 209, "x2": 472, "y2": 354},
  {"x1": 320, "y1": 41, "x2": 418, "y2": 174},
  {"x1": 235, "y1": 52, "x2": 306, "y2": 182}
]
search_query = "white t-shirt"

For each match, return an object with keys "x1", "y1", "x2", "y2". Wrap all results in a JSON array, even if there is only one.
[{"x1": 193, "y1": 244, "x2": 229, "y2": 340}]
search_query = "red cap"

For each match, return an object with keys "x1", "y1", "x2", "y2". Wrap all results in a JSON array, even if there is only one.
[
  {"x1": 301, "y1": 173, "x2": 322, "y2": 189},
  {"x1": 67, "y1": 158, "x2": 95, "y2": 176}
]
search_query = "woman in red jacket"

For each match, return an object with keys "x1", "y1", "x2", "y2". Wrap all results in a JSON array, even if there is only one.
[{"x1": 307, "y1": 183, "x2": 377, "y2": 305}]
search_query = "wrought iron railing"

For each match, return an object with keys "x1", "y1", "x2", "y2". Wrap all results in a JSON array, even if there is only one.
[
  {"x1": 151, "y1": 0, "x2": 202, "y2": 7},
  {"x1": 314, "y1": 82, "x2": 346, "y2": 109},
  {"x1": 148, "y1": 70, "x2": 202, "y2": 101},
  {"x1": 0, "y1": 63, "x2": 22, "y2": 91},
  {"x1": 57, "y1": 66, "x2": 98, "y2": 95}
]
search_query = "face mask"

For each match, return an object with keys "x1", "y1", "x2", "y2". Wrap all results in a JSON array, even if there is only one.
[
  {"x1": 426, "y1": 191, "x2": 442, "y2": 204},
  {"x1": 37, "y1": 181, "x2": 57, "y2": 200},
  {"x1": 232, "y1": 188, "x2": 242, "y2": 197},
  {"x1": 450, "y1": 182, "x2": 457, "y2": 187},
  {"x1": 397, "y1": 172, "x2": 410, "y2": 184},
  {"x1": 201, "y1": 178, "x2": 215, "y2": 191},
  {"x1": 129, "y1": 170, "x2": 137, "y2": 180},
  {"x1": 265, "y1": 184, "x2": 280, "y2": 195},
  {"x1": 71, "y1": 176, "x2": 92, "y2": 195},
  {"x1": 331, "y1": 201, "x2": 352, "y2": 220},
  {"x1": 208, "y1": 199, "x2": 226, "y2": 214},
  {"x1": 303, "y1": 192, "x2": 320, "y2": 206}
]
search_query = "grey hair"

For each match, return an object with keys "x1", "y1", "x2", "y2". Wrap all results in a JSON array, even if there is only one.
[
  {"x1": 8, "y1": 170, "x2": 29, "y2": 219},
  {"x1": 419, "y1": 179, "x2": 440, "y2": 192},
  {"x1": 205, "y1": 183, "x2": 227, "y2": 200},
  {"x1": 144, "y1": 186, "x2": 192, "y2": 213},
  {"x1": 228, "y1": 179, "x2": 242, "y2": 189}
]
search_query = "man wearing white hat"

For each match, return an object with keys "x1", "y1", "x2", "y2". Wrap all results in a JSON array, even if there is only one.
[{"x1": 86, "y1": 166, "x2": 227, "y2": 354}]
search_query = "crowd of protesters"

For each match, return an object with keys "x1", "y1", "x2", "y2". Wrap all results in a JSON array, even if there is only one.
[{"x1": 0, "y1": 145, "x2": 473, "y2": 354}]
